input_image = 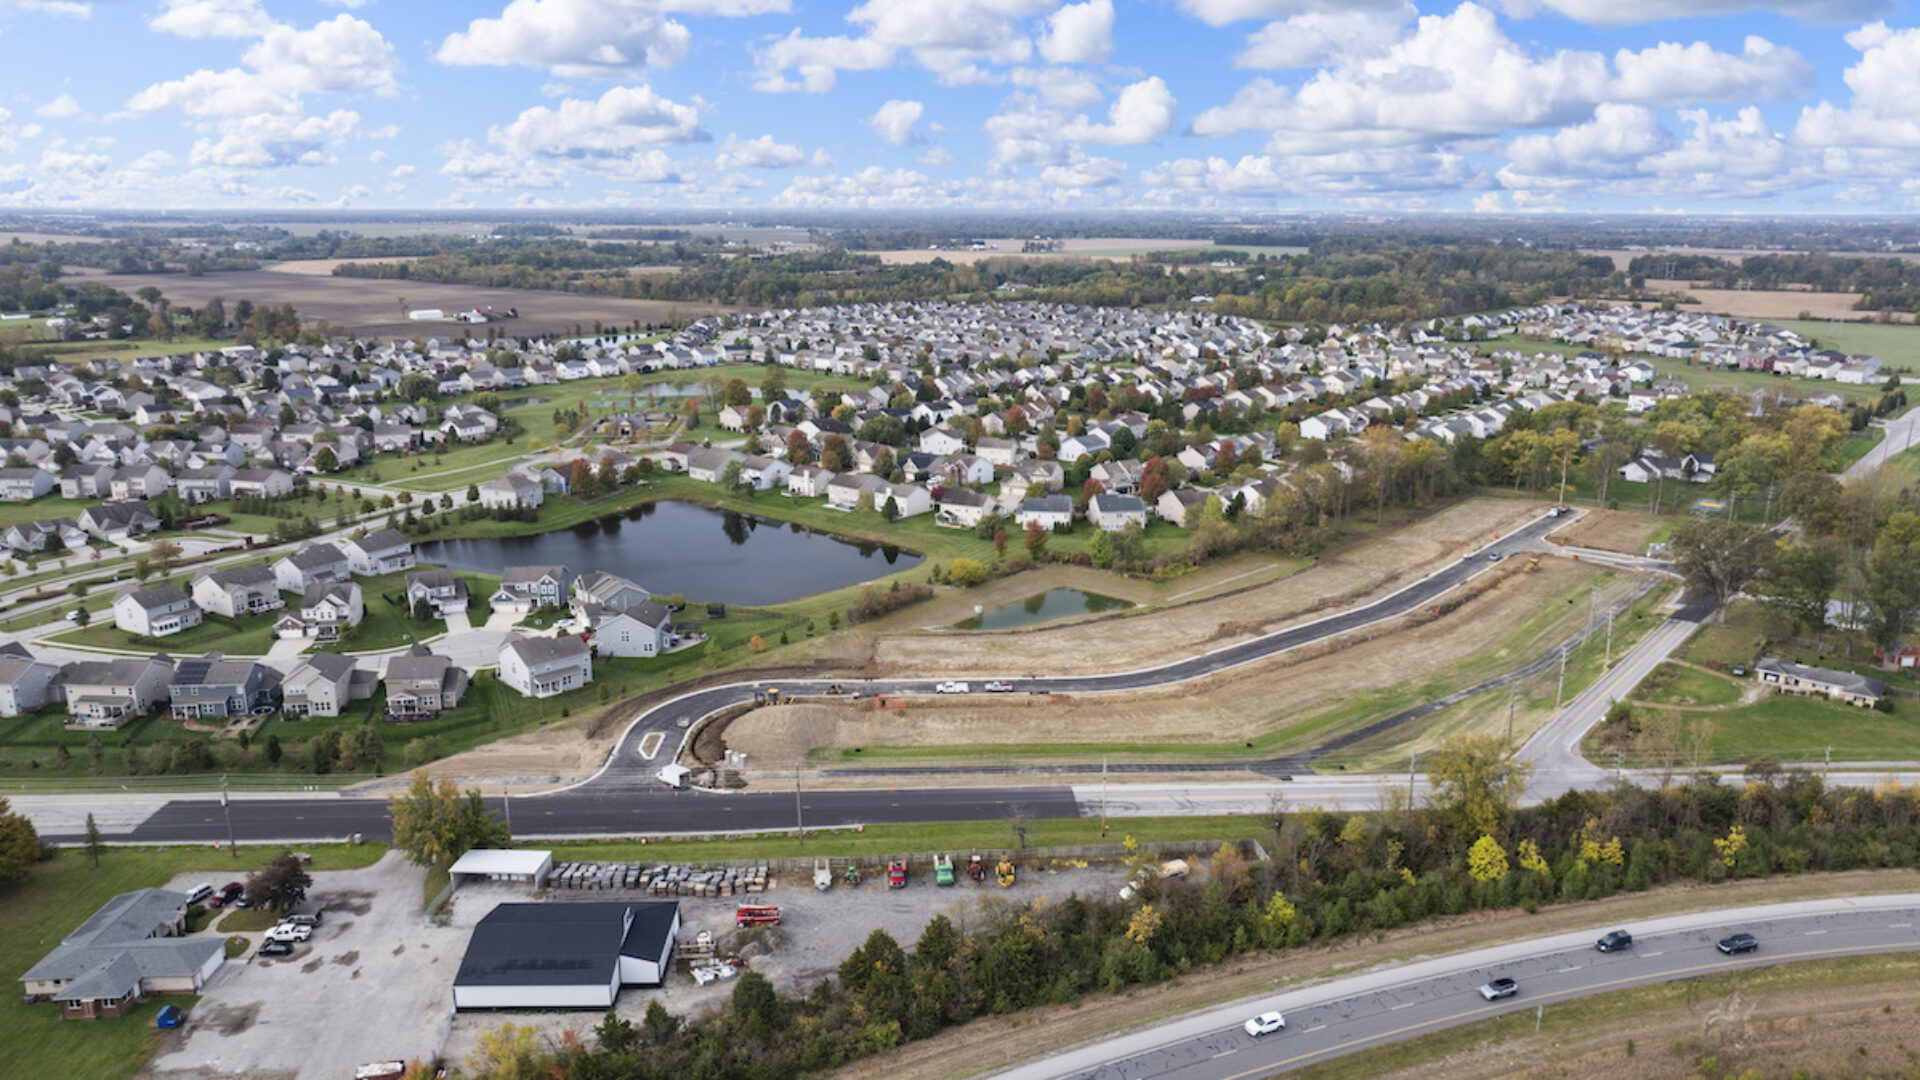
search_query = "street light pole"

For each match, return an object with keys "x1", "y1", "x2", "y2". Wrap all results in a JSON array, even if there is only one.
[
  {"x1": 1555, "y1": 646, "x2": 1569, "y2": 709},
  {"x1": 221, "y1": 774, "x2": 236, "y2": 859}
]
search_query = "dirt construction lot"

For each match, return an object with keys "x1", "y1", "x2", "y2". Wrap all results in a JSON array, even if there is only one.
[
  {"x1": 1547, "y1": 508, "x2": 1667, "y2": 556},
  {"x1": 440, "y1": 859, "x2": 1133, "y2": 1069},
  {"x1": 722, "y1": 556, "x2": 1633, "y2": 766},
  {"x1": 144, "y1": 852, "x2": 466, "y2": 1080}
]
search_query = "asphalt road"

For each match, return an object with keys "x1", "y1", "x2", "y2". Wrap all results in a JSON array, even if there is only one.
[{"x1": 1005, "y1": 897, "x2": 1920, "y2": 1080}]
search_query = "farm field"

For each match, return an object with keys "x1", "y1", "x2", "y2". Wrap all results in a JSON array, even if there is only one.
[
  {"x1": 1639, "y1": 279, "x2": 1905, "y2": 323},
  {"x1": 60, "y1": 267, "x2": 729, "y2": 340},
  {"x1": 868, "y1": 237, "x2": 1295, "y2": 264},
  {"x1": 1773, "y1": 318, "x2": 1920, "y2": 368}
]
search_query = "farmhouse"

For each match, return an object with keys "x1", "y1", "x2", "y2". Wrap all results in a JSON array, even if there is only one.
[{"x1": 452, "y1": 902, "x2": 680, "y2": 1010}]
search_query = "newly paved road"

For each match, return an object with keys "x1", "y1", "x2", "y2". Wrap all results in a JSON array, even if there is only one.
[{"x1": 998, "y1": 895, "x2": 1920, "y2": 1080}]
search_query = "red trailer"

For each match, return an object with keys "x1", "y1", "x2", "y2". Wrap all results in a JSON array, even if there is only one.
[{"x1": 734, "y1": 905, "x2": 781, "y2": 927}]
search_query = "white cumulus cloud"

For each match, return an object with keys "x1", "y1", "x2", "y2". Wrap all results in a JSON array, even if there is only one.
[
  {"x1": 1611, "y1": 36, "x2": 1811, "y2": 103},
  {"x1": 1038, "y1": 0, "x2": 1113, "y2": 64},
  {"x1": 35, "y1": 93, "x2": 81, "y2": 118},
  {"x1": 866, "y1": 98, "x2": 924, "y2": 145},
  {"x1": 1061, "y1": 77, "x2": 1175, "y2": 145},
  {"x1": 716, "y1": 133, "x2": 805, "y2": 168},
  {"x1": 149, "y1": 0, "x2": 273, "y2": 38}
]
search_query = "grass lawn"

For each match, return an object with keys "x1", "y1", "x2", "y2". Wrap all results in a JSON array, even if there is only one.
[
  {"x1": 1668, "y1": 692, "x2": 1920, "y2": 764},
  {"x1": 0, "y1": 495, "x2": 101, "y2": 531},
  {"x1": 1639, "y1": 663, "x2": 1744, "y2": 707},
  {"x1": 48, "y1": 608, "x2": 285, "y2": 657},
  {"x1": 1839, "y1": 426, "x2": 1886, "y2": 466},
  {"x1": 551, "y1": 814, "x2": 1269, "y2": 863},
  {"x1": 1675, "y1": 600, "x2": 1771, "y2": 671},
  {"x1": 1642, "y1": 354, "x2": 1889, "y2": 404},
  {"x1": 33, "y1": 333, "x2": 230, "y2": 362},
  {"x1": 0, "y1": 843, "x2": 386, "y2": 1080},
  {"x1": 316, "y1": 568, "x2": 493, "y2": 654}
]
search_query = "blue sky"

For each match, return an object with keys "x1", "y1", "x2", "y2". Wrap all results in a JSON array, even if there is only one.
[{"x1": 1, "y1": 0, "x2": 1917, "y2": 213}]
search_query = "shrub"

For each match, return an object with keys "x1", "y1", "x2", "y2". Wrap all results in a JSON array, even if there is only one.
[{"x1": 948, "y1": 558, "x2": 987, "y2": 588}]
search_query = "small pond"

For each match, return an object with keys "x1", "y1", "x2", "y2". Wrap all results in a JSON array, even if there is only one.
[
  {"x1": 952, "y1": 588, "x2": 1134, "y2": 631},
  {"x1": 415, "y1": 500, "x2": 920, "y2": 606}
]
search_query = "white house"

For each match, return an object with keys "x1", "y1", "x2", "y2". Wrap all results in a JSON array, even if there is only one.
[
  {"x1": 587, "y1": 600, "x2": 675, "y2": 658},
  {"x1": 785, "y1": 465, "x2": 836, "y2": 498},
  {"x1": 1087, "y1": 493, "x2": 1149, "y2": 531},
  {"x1": 498, "y1": 635, "x2": 593, "y2": 698},
  {"x1": 1014, "y1": 494, "x2": 1073, "y2": 530},
  {"x1": 342, "y1": 529, "x2": 415, "y2": 575},
  {"x1": 272, "y1": 542, "x2": 351, "y2": 593},
  {"x1": 478, "y1": 473, "x2": 544, "y2": 511},
  {"x1": 190, "y1": 565, "x2": 284, "y2": 619},
  {"x1": 112, "y1": 585, "x2": 202, "y2": 638}
]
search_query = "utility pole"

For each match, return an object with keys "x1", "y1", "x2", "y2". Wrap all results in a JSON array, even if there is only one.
[
  {"x1": 794, "y1": 762, "x2": 805, "y2": 846},
  {"x1": 1408, "y1": 750, "x2": 1418, "y2": 804},
  {"x1": 221, "y1": 774, "x2": 236, "y2": 859},
  {"x1": 1824, "y1": 745, "x2": 1832, "y2": 782},
  {"x1": 1605, "y1": 607, "x2": 1614, "y2": 670},
  {"x1": 1100, "y1": 755, "x2": 1108, "y2": 837},
  {"x1": 1505, "y1": 690, "x2": 1516, "y2": 745},
  {"x1": 503, "y1": 784, "x2": 511, "y2": 833},
  {"x1": 1555, "y1": 645, "x2": 1569, "y2": 709}
]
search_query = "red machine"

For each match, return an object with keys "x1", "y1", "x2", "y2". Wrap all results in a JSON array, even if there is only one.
[
  {"x1": 887, "y1": 858, "x2": 908, "y2": 889},
  {"x1": 734, "y1": 905, "x2": 781, "y2": 927}
]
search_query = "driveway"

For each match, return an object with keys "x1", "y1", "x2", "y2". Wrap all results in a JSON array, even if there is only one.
[
  {"x1": 442, "y1": 610, "x2": 473, "y2": 636},
  {"x1": 146, "y1": 851, "x2": 466, "y2": 1080},
  {"x1": 266, "y1": 636, "x2": 312, "y2": 663}
]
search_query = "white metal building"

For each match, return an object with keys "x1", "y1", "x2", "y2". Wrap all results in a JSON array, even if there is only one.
[{"x1": 449, "y1": 849, "x2": 554, "y2": 890}]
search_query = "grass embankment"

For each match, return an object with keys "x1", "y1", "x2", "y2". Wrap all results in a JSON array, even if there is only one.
[
  {"x1": 0, "y1": 843, "x2": 386, "y2": 1080},
  {"x1": 549, "y1": 814, "x2": 1267, "y2": 864},
  {"x1": 1294, "y1": 953, "x2": 1920, "y2": 1080}
]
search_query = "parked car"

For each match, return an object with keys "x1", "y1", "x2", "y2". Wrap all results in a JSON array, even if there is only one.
[
  {"x1": 185, "y1": 883, "x2": 214, "y2": 906},
  {"x1": 983, "y1": 680, "x2": 1014, "y2": 693},
  {"x1": 934, "y1": 681, "x2": 970, "y2": 695},
  {"x1": 283, "y1": 912, "x2": 321, "y2": 927},
  {"x1": 258, "y1": 940, "x2": 295, "y2": 957},
  {"x1": 1732, "y1": 663, "x2": 1748, "y2": 677},
  {"x1": 208, "y1": 882, "x2": 244, "y2": 908},
  {"x1": 1717, "y1": 933, "x2": 1759, "y2": 955},
  {"x1": 1487, "y1": 552, "x2": 1503, "y2": 562},
  {"x1": 265, "y1": 923, "x2": 313, "y2": 944},
  {"x1": 1478, "y1": 977, "x2": 1519, "y2": 1000},
  {"x1": 1243, "y1": 1011, "x2": 1286, "y2": 1037},
  {"x1": 1595, "y1": 930, "x2": 1634, "y2": 953}
]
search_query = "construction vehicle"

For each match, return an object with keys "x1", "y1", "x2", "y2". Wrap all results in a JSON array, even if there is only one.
[
  {"x1": 1524, "y1": 556, "x2": 1540, "y2": 573},
  {"x1": 934, "y1": 854, "x2": 955, "y2": 886},
  {"x1": 995, "y1": 857, "x2": 1016, "y2": 888},
  {"x1": 844, "y1": 862, "x2": 861, "y2": 886},
  {"x1": 888, "y1": 858, "x2": 908, "y2": 889},
  {"x1": 814, "y1": 858, "x2": 833, "y2": 891},
  {"x1": 762, "y1": 687, "x2": 784, "y2": 704},
  {"x1": 968, "y1": 853, "x2": 985, "y2": 883},
  {"x1": 735, "y1": 904, "x2": 781, "y2": 927}
]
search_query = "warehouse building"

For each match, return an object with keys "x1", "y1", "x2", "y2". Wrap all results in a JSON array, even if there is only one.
[
  {"x1": 449, "y1": 848, "x2": 554, "y2": 891},
  {"x1": 452, "y1": 901, "x2": 679, "y2": 1010}
]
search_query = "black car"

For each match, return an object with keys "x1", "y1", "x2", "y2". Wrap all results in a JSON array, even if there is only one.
[
  {"x1": 1717, "y1": 933, "x2": 1759, "y2": 955},
  {"x1": 1595, "y1": 930, "x2": 1633, "y2": 952},
  {"x1": 258, "y1": 940, "x2": 295, "y2": 957}
]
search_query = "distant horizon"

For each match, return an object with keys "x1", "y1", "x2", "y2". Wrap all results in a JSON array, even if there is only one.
[{"x1": 5, "y1": 2, "x2": 1920, "y2": 213}]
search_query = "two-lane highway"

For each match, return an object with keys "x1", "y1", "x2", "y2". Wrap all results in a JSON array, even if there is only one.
[{"x1": 1000, "y1": 896, "x2": 1920, "y2": 1080}]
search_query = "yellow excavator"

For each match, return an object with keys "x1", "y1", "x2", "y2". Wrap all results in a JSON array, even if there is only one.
[{"x1": 995, "y1": 857, "x2": 1016, "y2": 888}]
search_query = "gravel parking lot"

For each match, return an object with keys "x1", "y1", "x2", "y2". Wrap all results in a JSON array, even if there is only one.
[
  {"x1": 441, "y1": 858, "x2": 1132, "y2": 1065},
  {"x1": 146, "y1": 851, "x2": 466, "y2": 1080}
]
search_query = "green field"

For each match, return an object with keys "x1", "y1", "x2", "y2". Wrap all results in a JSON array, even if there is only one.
[
  {"x1": 0, "y1": 495, "x2": 100, "y2": 531},
  {"x1": 1642, "y1": 354, "x2": 1888, "y2": 404},
  {"x1": 1773, "y1": 319, "x2": 1920, "y2": 371},
  {"x1": 1640, "y1": 663, "x2": 1743, "y2": 708},
  {"x1": 317, "y1": 568, "x2": 493, "y2": 654},
  {"x1": 0, "y1": 843, "x2": 387, "y2": 1080},
  {"x1": 1674, "y1": 601, "x2": 1769, "y2": 671}
]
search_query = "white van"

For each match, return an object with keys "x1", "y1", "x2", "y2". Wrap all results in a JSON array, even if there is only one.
[{"x1": 185, "y1": 883, "x2": 215, "y2": 906}]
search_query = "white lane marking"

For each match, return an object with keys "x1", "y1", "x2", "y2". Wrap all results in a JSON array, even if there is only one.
[
  {"x1": 1641, "y1": 951, "x2": 1663, "y2": 957},
  {"x1": 1391, "y1": 1001, "x2": 1418, "y2": 1010},
  {"x1": 1212, "y1": 1049, "x2": 1238, "y2": 1058},
  {"x1": 1804, "y1": 930, "x2": 1828, "y2": 936},
  {"x1": 1555, "y1": 965, "x2": 1581, "y2": 973},
  {"x1": 1891, "y1": 923, "x2": 1913, "y2": 929},
  {"x1": 1305, "y1": 1025, "x2": 1326, "y2": 1033},
  {"x1": 637, "y1": 732, "x2": 664, "y2": 760}
]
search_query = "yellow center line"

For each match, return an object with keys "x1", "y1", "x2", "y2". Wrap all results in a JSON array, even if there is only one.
[{"x1": 1219, "y1": 941, "x2": 1918, "y2": 1080}]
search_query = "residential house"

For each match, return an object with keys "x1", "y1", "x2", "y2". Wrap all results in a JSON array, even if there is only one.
[
  {"x1": 1090, "y1": 459, "x2": 1144, "y2": 495},
  {"x1": 273, "y1": 582, "x2": 364, "y2": 641},
  {"x1": 80, "y1": 502, "x2": 160, "y2": 543},
  {"x1": 168, "y1": 653, "x2": 281, "y2": 721},
  {"x1": 342, "y1": 529, "x2": 415, "y2": 575},
  {"x1": 58, "y1": 464, "x2": 114, "y2": 500},
  {"x1": 490, "y1": 565, "x2": 570, "y2": 614},
  {"x1": 61, "y1": 656, "x2": 175, "y2": 729},
  {"x1": 584, "y1": 600, "x2": 675, "y2": 658},
  {"x1": 5, "y1": 518, "x2": 86, "y2": 554},
  {"x1": 935, "y1": 487, "x2": 994, "y2": 528},
  {"x1": 1087, "y1": 493, "x2": 1149, "y2": 531},
  {"x1": 1156, "y1": 487, "x2": 1209, "y2": 526},
  {"x1": 171, "y1": 465, "x2": 234, "y2": 504},
  {"x1": 0, "y1": 649, "x2": 63, "y2": 716},
  {"x1": 383, "y1": 644, "x2": 469, "y2": 721},
  {"x1": 190, "y1": 565, "x2": 284, "y2": 619},
  {"x1": 917, "y1": 426, "x2": 967, "y2": 456},
  {"x1": 784, "y1": 465, "x2": 836, "y2": 498},
  {"x1": 498, "y1": 635, "x2": 593, "y2": 699},
  {"x1": 570, "y1": 570, "x2": 651, "y2": 616},
  {"x1": 477, "y1": 473, "x2": 544, "y2": 511},
  {"x1": 0, "y1": 467, "x2": 55, "y2": 501},
  {"x1": 108, "y1": 465, "x2": 170, "y2": 502},
  {"x1": 739, "y1": 455, "x2": 792, "y2": 491},
  {"x1": 112, "y1": 585, "x2": 201, "y2": 638},
  {"x1": 404, "y1": 569, "x2": 468, "y2": 618},
  {"x1": 825, "y1": 473, "x2": 888, "y2": 511},
  {"x1": 975, "y1": 436, "x2": 1021, "y2": 467},
  {"x1": 279, "y1": 653, "x2": 374, "y2": 719},
  {"x1": 271, "y1": 542, "x2": 351, "y2": 593},
  {"x1": 1014, "y1": 494, "x2": 1073, "y2": 530},
  {"x1": 1755, "y1": 658, "x2": 1887, "y2": 707},
  {"x1": 228, "y1": 467, "x2": 295, "y2": 499},
  {"x1": 20, "y1": 888, "x2": 225, "y2": 1020}
]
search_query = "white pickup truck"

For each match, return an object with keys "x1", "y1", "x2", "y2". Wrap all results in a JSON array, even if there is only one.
[{"x1": 934, "y1": 681, "x2": 970, "y2": 694}]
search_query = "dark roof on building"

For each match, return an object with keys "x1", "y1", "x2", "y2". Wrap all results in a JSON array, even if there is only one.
[{"x1": 454, "y1": 902, "x2": 678, "y2": 988}]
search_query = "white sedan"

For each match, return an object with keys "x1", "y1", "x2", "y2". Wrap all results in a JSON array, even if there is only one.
[{"x1": 1243, "y1": 1011, "x2": 1286, "y2": 1037}]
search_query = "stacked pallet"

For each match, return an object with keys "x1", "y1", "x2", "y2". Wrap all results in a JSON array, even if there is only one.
[{"x1": 545, "y1": 861, "x2": 773, "y2": 896}]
